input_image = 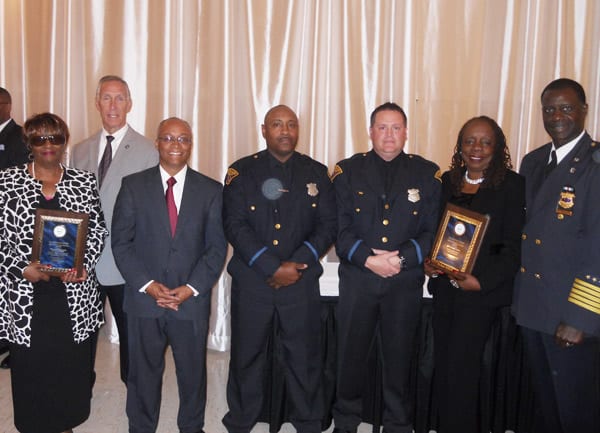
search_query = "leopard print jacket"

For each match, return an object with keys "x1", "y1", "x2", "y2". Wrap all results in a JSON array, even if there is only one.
[{"x1": 0, "y1": 164, "x2": 108, "y2": 346}]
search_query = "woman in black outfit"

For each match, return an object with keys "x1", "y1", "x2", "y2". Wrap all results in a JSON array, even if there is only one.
[
  {"x1": 0, "y1": 113, "x2": 107, "y2": 433},
  {"x1": 424, "y1": 116, "x2": 525, "y2": 433}
]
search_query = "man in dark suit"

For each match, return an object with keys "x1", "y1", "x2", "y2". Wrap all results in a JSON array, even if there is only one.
[
  {"x1": 513, "y1": 78, "x2": 600, "y2": 433},
  {"x1": 330, "y1": 102, "x2": 441, "y2": 433},
  {"x1": 0, "y1": 87, "x2": 28, "y2": 170},
  {"x1": 71, "y1": 75, "x2": 158, "y2": 384},
  {"x1": 222, "y1": 105, "x2": 337, "y2": 433},
  {"x1": 112, "y1": 117, "x2": 227, "y2": 433},
  {"x1": 0, "y1": 86, "x2": 29, "y2": 369}
]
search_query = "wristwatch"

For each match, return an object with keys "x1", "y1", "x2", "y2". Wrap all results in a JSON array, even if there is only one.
[{"x1": 399, "y1": 255, "x2": 407, "y2": 269}]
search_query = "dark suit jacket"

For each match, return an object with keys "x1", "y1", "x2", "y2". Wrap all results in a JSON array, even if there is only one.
[
  {"x1": 0, "y1": 119, "x2": 28, "y2": 169},
  {"x1": 513, "y1": 133, "x2": 600, "y2": 336},
  {"x1": 111, "y1": 165, "x2": 227, "y2": 322},
  {"x1": 429, "y1": 170, "x2": 525, "y2": 307}
]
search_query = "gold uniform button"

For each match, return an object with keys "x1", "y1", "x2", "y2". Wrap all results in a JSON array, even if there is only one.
[
  {"x1": 381, "y1": 236, "x2": 388, "y2": 243},
  {"x1": 413, "y1": 211, "x2": 418, "y2": 215},
  {"x1": 273, "y1": 240, "x2": 279, "y2": 246},
  {"x1": 535, "y1": 239, "x2": 541, "y2": 245},
  {"x1": 312, "y1": 203, "x2": 317, "y2": 208},
  {"x1": 557, "y1": 214, "x2": 564, "y2": 220},
  {"x1": 521, "y1": 234, "x2": 527, "y2": 240},
  {"x1": 384, "y1": 204, "x2": 390, "y2": 210},
  {"x1": 382, "y1": 219, "x2": 389, "y2": 226},
  {"x1": 274, "y1": 223, "x2": 281, "y2": 230},
  {"x1": 534, "y1": 273, "x2": 541, "y2": 279},
  {"x1": 520, "y1": 267, "x2": 525, "y2": 273},
  {"x1": 355, "y1": 208, "x2": 361, "y2": 213}
]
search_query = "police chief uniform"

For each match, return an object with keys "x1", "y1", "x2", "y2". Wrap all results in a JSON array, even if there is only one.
[
  {"x1": 331, "y1": 150, "x2": 441, "y2": 433},
  {"x1": 513, "y1": 131, "x2": 600, "y2": 433},
  {"x1": 222, "y1": 150, "x2": 337, "y2": 433}
]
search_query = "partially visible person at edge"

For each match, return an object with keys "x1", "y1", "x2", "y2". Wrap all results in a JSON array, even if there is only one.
[
  {"x1": 222, "y1": 105, "x2": 337, "y2": 433},
  {"x1": 0, "y1": 112, "x2": 108, "y2": 433},
  {"x1": 70, "y1": 75, "x2": 158, "y2": 386},
  {"x1": 331, "y1": 102, "x2": 442, "y2": 433},
  {"x1": 423, "y1": 116, "x2": 525, "y2": 433},
  {"x1": 512, "y1": 78, "x2": 600, "y2": 433},
  {"x1": 0, "y1": 87, "x2": 28, "y2": 169},
  {"x1": 0, "y1": 86, "x2": 29, "y2": 371}
]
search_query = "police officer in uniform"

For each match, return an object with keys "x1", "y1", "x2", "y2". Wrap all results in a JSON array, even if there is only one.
[
  {"x1": 513, "y1": 78, "x2": 600, "y2": 433},
  {"x1": 222, "y1": 105, "x2": 337, "y2": 433},
  {"x1": 331, "y1": 102, "x2": 441, "y2": 433}
]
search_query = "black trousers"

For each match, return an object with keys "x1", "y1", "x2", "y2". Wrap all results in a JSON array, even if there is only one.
[
  {"x1": 522, "y1": 327, "x2": 600, "y2": 433},
  {"x1": 90, "y1": 283, "x2": 128, "y2": 385},
  {"x1": 432, "y1": 284, "x2": 497, "y2": 433},
  {"x1": 333, "y1": 270, "x2": 422, "y2": 433},
  {"x1": 127, "y1": 313, "x2": 209, "y2": 433},
  {"x1": 223, "y1": 281, "x2": 322, "y2": 433}
]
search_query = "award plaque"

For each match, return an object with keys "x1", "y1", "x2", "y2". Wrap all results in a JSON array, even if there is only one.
[
  {"x1": 31, "y1": 209, "x2": 89, "y2": 278},
  {"x1": 430, "y1": 203, "x2": 490, "y2": 274}
]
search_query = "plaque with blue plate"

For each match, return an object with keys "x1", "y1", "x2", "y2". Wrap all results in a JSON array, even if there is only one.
[
  {"x1": 430, "y1": 203, "x2": 490, "y2": 274},
  {"x1": 31, "y1": 209, "x2": 88, "y2": 278}
]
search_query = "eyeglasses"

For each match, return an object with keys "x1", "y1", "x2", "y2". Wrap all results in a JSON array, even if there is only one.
[
  {"x1": 28, "y1": 134, "x2": 67, "y2": 147},
  {"x1": 158, "y1": 135, "x2": 192, "y2": 145}
]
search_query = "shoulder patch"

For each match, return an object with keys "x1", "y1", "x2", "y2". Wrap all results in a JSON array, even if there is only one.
[
  {"x1": 434, "y1": 169, "x2": 442, "y2": 182},
  {"x1": 330, "y1": 164, "x2": 343, "y2": 181},
  {"x1": 225, "y1": 167, "x2": 239, "y2": 185}
]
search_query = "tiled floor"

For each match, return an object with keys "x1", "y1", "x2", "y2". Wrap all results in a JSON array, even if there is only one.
[{"x1": 0, "y1": 335, "x2": 378, "y2": 433}]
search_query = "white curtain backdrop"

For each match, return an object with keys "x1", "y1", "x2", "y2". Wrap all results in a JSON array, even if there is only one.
[{"x1": 1, "y1": 0, "x2": 599, "y2": 350}]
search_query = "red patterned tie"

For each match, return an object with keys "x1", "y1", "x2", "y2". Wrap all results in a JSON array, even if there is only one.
[{"x1": 165, "y1": 177, "x2": 178, "y2": 237}]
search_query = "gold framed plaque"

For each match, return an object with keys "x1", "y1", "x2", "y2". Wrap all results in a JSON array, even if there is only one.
[
  {"x1": 31, "y1": 209, "x2": 89, "y2": 278},
  {"x1": 430, "y1": 203, "x2": 490, "y2": 274}
]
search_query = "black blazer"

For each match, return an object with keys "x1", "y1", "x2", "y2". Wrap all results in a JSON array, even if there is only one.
[
  {"x1": 429, "y1": 169, "x2": 525, "y2": 307},
  {"x1": 0, "y1": 119, "x2": 28, "y2": 169},
  {"x1": 111, "y1": 165, "x2": 227, "y2": 322}
]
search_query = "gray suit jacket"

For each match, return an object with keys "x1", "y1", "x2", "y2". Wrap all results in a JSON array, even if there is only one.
[
  {"x1": 111, "y1": 166, "x2": 227, "y2": 321},
  {"x1": 70, "y1": 126, "x2": 158, "y2": 285}
]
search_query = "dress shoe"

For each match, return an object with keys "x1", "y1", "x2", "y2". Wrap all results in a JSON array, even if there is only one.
[
  {"x1": 0, "y1": 354, "x2": 10, "y2": 369},
  {"x1": 332, "y1": 428, "x2": 357, "y2": 433}
]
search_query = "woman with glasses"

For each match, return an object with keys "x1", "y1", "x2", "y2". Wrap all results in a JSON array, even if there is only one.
[{"x1": 0, "y1": 112, "x2": 108, "y2": 433}]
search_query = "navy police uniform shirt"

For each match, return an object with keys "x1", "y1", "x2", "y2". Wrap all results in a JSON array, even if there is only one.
[
  {"x1": 514, "y1": 133, "x2": 600, "y2": 337},
  {"x1": 332, "y1": 150, "x2": 442, "y2": 275},
  {"x1": 223, "y1": 150, "x2": 337, "y2": 291}
]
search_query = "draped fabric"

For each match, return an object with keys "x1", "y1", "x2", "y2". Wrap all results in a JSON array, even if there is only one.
[{"x1": 1, "y1": 0, "x2": 599, "y2": 351}]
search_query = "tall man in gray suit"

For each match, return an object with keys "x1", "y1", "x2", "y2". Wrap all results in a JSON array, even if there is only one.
[
  {"x1": 112, "y1": 117, "x2": 227, "y2": 433},
  {"x1": 70, "y1": 75, "x2": 158, "y2": 384}
]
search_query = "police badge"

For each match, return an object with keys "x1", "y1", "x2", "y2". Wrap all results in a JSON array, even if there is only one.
[
  {"x1": 407, "y1": 188, "x2": 420, "y2": 203},
  {"x1": 306, "y1": 183, "x2": 319, "y2": 197},
  {"x1": 556, "y1": 185, "x2": 575, "y2": 217}
]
